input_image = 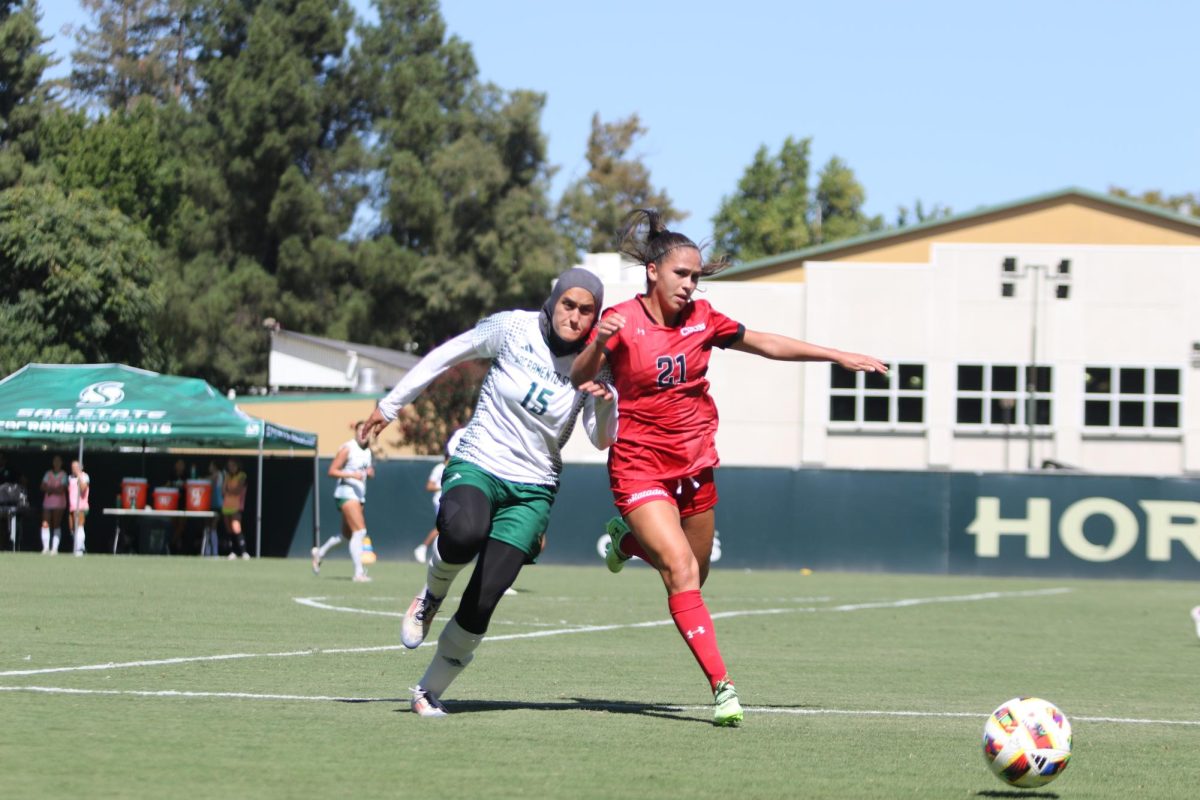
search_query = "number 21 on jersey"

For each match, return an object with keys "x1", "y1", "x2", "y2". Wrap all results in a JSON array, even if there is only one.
[{"x1": 656, "y1": 354, "x2": 687, "y2": 387}]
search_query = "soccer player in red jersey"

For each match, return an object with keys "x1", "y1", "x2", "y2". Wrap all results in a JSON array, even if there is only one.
[{"x1": 570, "y1": 209, "x2": 888, "y2": 726}]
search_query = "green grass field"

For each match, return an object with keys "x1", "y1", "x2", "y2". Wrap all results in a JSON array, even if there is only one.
[{"x1": 2, "y1": 553, "x2": 1198, "y2": 799}]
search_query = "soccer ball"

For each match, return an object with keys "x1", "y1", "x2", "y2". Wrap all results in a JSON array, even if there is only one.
[
  {"x1": 982, "y1": 697, "x2": 1072, "y2": 788},
  {"x1": 360, "y1": 536, "x2": 377, "y2": 565}
]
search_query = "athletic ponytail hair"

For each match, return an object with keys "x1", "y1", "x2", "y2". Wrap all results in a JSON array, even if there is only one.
[{"x1": 617, "y1": 209, "x2": 729, "y2": 279}]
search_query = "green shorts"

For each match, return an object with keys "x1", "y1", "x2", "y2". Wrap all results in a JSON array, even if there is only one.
[
  {"x1": 442, "y1": 458, "x2": 555, "y2": 559},
  {"x1": 335, "y1": 497, "x2": 364, "y2": 511}
]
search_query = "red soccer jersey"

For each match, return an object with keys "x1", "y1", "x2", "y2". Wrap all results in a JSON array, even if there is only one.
[{"x1": 598, "y1": 296, "x2": 744, "y2": 482}]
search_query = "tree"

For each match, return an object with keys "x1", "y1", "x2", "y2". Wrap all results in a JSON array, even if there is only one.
[
  {"x1": 895, "y1": 198, "x2": 952, "y2": 228},
  {"x1": 0, "y1": 182, "x2": 167, "y2": 375},
  {"x1": 713, "y1": 138, "x2": 882, "y2": 261},
  {"x1": 35, "y1": 101, "x2": 185, "y2": 242},
  {"x1": 70, "y1": 0, "x2": 197, "y2": 109},
  {"x1": 355, "y1": 0, "x2": 569, "y2": 353},
  {"x1": 712, "y1": 136, "x2": 813, "y2": 262},
  {"x1": 0, "y1": 0, "x2": 54, "y2": 186},
  {"x1": 1109, "y1": 186, "x2": 1199, "y2": 218},
  {"x1": 557, "y1": 112, "x2": 683, "y2": 256},
  {"x1": 814, "y1": 156, "x2": 883, "y2": 243},
  {"x1": 152, "y1": 0, "x2": 364, "y2": 390}
]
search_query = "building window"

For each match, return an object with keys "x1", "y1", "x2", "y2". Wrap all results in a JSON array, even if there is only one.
[
  {"x1": 956, "y1": 363, "x2": 1052, "y2": 427},
  {"x1": 830, "y1": 363, "x2": 925, "y2": 426},
  {"x1": 1084, "y1": 366, "x2": 1181, "y2": 431}
]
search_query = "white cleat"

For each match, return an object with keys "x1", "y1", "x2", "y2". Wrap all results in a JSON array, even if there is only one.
[
  {"x1": 311, "y1": 547, "x2": 321, "y2": 575},
  {"x1": 1191, "y1": 606, "x2": 1200, "y2": 639},
  {"x1": 401, "y1": 590, "x2": 443, "y2": 648},
  {"x1": 411, "y1": 686, "x2": 448, "y2": 718},
  {"x1": 352, "y1": 573, "x2": 372, "y2": 583},
  {"x1": 413, "y1": 544, "x2": 428, "y2": 564}
]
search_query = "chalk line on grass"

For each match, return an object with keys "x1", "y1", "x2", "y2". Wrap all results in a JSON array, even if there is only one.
[
  {"x1": 2, "y1": 685, "x2": 1195, "y2": 729},
  {"x1": 0, "y1": 588, "x2": 1071, "y2": 679}
]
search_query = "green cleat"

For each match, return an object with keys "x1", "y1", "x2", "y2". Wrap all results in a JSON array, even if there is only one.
[
  {"x1": 604, "y1": 516, "x2": 632, "y2": 573},
  {"x1": 713, "y1": 679, "x2": 744, "y2": 727}
]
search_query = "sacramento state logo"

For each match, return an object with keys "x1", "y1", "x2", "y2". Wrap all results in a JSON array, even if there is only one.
[{"x1": 77, "y1": 381, "x2": 125, "y2": 407}]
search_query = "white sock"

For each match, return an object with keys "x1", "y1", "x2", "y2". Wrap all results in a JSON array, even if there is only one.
[
  {"x1": 349, "y1": 529, "x2": 366, "y2": 576},
  {"x1": 418, "y1": 617, "x2": 483, "y2": 697},
  {"x1": 317, "y1": 535, "x2": 344, "y2": 558},
  {"x1": 75, "y1": 527, "x2": 86, "y2": 554},
  {"x1": 426, "y1": 536, "x2": 469, "y2": 599},
  {"x1": 51, "y1": 532, "x2": 61, "y2": 552},
  {"x1": 40, "y1": 526, "x2": 49, "y2": 552}
]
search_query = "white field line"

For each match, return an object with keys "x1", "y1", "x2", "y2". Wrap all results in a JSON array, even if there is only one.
[
  {"x1": 0, "y1": 588, "x2": 1070, "y2": 679},
  {"x1": 2, "y1": 685, "x2": 1197, "y2": 728},
  {"x1": 292, "y1": 597, "x2": 589, "y2": 628}
]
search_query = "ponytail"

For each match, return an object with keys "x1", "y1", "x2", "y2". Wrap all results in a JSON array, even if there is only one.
[{"x1": 617, "y1": 209, "x2": 729, "y2": 278}]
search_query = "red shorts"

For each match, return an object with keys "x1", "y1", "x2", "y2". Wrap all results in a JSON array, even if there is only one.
[{"x1": 610, "y1": 467, "x2": 717, "y2": 518}]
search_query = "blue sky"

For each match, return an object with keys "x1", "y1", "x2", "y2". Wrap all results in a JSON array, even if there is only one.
[{"x1": 38, "y1": 0, "x2": 1199, "y2": 239}]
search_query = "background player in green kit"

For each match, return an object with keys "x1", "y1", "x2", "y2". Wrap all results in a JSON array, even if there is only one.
[{"x1": 360, "y1": 267, "x2": 616, "y2": 717}]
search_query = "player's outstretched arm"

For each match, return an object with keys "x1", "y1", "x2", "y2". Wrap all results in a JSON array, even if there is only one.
[
  {"x1": 731, "y1": 329, "x2": 888, "y2": 374},
  {"x1": 358, "y1": 406, "x2": 389, "y2": 446},
  {"x1": 358, "y1": 328, "x2": 483, "y2": 446}
]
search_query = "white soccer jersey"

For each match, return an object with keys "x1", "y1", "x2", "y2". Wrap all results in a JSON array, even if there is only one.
[
  {"x1": 333, "y1": 438, "x2": 373, "y2": 503},
  {"x1": 377, "y1": 311, "x2": 617, "y2": 487}
]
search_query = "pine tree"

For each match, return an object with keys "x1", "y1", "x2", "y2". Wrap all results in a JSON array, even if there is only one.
[
  {"x1": 0, "y1": 0, "x2": 53, "y2": 186},
  {"x1": 557, "y1": 112, "x2": 683, "y2": 256}
]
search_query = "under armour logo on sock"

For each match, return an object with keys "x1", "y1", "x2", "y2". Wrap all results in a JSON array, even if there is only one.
[{"x1": 686, "y1": 626, "x2": 706, "y2": 639}]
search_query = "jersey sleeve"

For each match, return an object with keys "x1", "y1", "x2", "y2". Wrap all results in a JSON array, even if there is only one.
[
  {"x1": 376, "y1": 314, "x2": 510, "y2": 421},
  {"x1": 598, "y1": 307, "x2": 625, "y2": 355},
  {"x1": 470, "y1": 311, "x2": 513, "y2": 357},
  {"x1": 581, "y1": 365, "x2": 618, "y2": 449},
  {"x1": 709, "y1": 307, "x2": 745, "y2": 349}
]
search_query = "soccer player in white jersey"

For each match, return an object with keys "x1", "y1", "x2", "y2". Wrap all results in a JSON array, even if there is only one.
[
  {"x1": 311, "y1": 420, "x2": 376, "y2": 581},
  {"x1": 359, "y1": 267, "x2": 617, "y2": 718}
]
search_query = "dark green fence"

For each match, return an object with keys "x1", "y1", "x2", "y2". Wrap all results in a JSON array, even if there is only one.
[
  {"x1": 7, "y1": 450, "x2": 1195, "y2": 579},
  {"x1": 287, "y1": 461, "x2": 1200, "y2": 580}
]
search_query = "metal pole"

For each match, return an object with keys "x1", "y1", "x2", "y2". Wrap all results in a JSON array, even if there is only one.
[
  {"x1": 255, "y1": 425, "x2": 264, "y2": 558},
  {"x1": 1027, "y1": 265, "x2": 1041, "y2": 470}
]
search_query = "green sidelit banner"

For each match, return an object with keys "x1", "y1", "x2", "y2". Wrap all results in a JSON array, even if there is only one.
[
  {"x1": 285, "y1": 463, "x2": 1200, "y2": 581},
  {"x1": 0, "y1": 363, "x2": 316, "y2": 449}
]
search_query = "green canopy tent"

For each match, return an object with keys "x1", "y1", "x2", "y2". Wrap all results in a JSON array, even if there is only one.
[{"x1": 0, "y1": 363, "x2": 320, "y2": 556}]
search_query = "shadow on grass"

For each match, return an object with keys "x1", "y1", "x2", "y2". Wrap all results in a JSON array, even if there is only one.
[
  {"x1": 975, "y1": 791, "x2": 1060, "y2": 799},
  {"x1": 390, "y1": 697, "x2": 711, "y2": 724}
]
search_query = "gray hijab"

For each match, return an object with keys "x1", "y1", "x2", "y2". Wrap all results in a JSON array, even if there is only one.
[{"x1": 540, "y1": 267, "x2": 605, "y2": 357}]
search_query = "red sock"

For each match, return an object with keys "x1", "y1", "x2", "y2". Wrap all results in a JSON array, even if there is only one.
[{"x1": 668, "y1": 589, "x2": 729, "y2": 691}]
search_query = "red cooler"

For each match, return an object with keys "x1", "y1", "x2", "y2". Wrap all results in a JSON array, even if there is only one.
[
  {"x1": 152, "y1": 487, "x2": 180, "y2": 510},
  {"x1": 184, "y1": 479, "x2": 213, "y2": 511},
  {"x1": 121, "y1": 477, "x2": 149, "y2": 509}
]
